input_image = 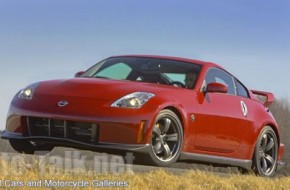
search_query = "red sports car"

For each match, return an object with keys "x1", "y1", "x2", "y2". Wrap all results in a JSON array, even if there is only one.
[{"x1": 1, "y1": 55, "x2": 285, "y2": 176}]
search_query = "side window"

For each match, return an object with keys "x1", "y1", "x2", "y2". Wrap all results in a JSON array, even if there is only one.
[
  {"x1": 205, "y1": 68, "x2": 236, "y2": 95},
  {"x1": 235, "y1": 79, "x2": 249, "y2": 98},
  {"x1": 94, "y1": 63, "x2": 132, "y2": 80}
]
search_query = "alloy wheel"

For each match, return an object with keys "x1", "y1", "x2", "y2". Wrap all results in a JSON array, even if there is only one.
[{"x1": 151, "y1": 110, "x2": 182, "y2": 163}]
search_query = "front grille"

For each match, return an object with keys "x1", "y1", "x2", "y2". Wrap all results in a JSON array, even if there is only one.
[{"x1": 26, "y1": 117, "x2": 99, "y2": 143}]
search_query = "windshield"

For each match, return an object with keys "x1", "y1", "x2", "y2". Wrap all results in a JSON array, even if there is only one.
[{"x1": 81, "y1": 57, "x2": 202, "y2": 89}]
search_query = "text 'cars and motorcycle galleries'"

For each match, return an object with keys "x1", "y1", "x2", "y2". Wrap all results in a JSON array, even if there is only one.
[{"x1": 1, "y1": 55, "x2": 285, "y2": 177}]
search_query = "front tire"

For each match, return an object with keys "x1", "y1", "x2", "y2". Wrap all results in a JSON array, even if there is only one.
[
  {"x1": 9, "y1": 139, "x2": 54, "y2": 154},
  {"x1": 147, "y1": 109, "x2": 183, "y2": 166},
  {"x1": 252, "y1": 126, "x2": 278, "y2": 177},
  {"x1": 9, "y1": 139, "x2": 35, "y2": 154}
]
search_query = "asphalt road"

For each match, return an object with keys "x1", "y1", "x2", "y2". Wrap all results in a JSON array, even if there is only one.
[
  {"x1": 0, "y1": 138, "x2": 288, "y2": 176},
  {"x1": 0, "y1": 138, "x2": 239, "y2": 175}
]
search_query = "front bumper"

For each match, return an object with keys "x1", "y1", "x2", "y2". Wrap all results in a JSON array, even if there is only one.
[
  {"x1": 1, "y1": 130, "x2": 150, "y2": 153},
  {"x1": 3, "y1": 94, "x2": 157, "y2": 154},
  {"x1": 5, "y1": 92, "x2": 159, "y2": 146}
]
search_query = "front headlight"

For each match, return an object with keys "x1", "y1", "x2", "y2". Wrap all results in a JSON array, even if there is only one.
[
  {"x1": 111, "y1": 92, "x2": 155, "y2": 109},
  {"x1": 18, "y1": 83, "x2": 39, "y2": 100}
]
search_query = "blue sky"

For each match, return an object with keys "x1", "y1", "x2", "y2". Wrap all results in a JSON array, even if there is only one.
[{"x1": 1, "y1": 0, "x2": 290, "y2": 130}]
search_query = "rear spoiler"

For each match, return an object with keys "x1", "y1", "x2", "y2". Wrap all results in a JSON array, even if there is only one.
[{"x1": 251, "y1": 90, "x2": 274, "y2": 108}]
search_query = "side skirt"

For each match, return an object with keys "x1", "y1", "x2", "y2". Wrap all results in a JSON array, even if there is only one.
[{"x1": 180, "y1": 152, "x2": 252, "y2": 170}]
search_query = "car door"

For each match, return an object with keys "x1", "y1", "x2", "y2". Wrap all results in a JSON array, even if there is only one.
[{"x1": 194, "y1": 67, "x2": 252, "y2": 154}]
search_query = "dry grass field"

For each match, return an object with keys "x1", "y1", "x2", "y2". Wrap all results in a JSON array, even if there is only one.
[{"x1": 1, "y1": 161, "x2": 290, "y2": 190}]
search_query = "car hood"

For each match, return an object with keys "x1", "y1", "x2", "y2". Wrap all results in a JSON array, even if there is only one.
[{"x1": 35, "y1": 78, "x2": 181, "y2": 100}]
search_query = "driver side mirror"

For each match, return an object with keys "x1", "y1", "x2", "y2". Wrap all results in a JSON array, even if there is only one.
[
  {"x1": 74, "y1": 71, "x2": 85, "y2": 78},
  {"x1": 206, "y1": 82, "x2": 228, "y2": 93}
]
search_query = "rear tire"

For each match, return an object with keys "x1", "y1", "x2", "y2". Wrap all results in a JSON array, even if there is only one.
[{"x1": 252, "y1": 126, "x2": 278, "y2": 177}]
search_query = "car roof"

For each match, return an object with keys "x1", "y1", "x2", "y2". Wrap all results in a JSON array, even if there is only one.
[{"x1": 110, "y1": 54, "x2": 221, "y2": 68}]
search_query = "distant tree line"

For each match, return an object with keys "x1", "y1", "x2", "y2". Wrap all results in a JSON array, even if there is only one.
[{"x1": 270, "y1": 97, "x2": 290, "y2": 174}]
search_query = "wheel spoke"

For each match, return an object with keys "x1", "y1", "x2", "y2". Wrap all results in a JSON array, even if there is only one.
[
  {"x1": 265, "y1": 154, "x2": 275, "y2": 167},
  {"x1": 261, "y1": 157, "x2": 268, "y2": 172},
  {"x1": 153, "y1": 141, "x2": 162, "y2": 154},
  {"x1": 153, "y1": 126, "x2": 161, "y2": 136},
  {"x1": 162, "y1": 142, "x2": 172, "y2": 159},
  {"x1": 260, "y1": 134, "x2": 268, "y2": 151},
  {"x1": 265, "y1": 138, "x2": 274, "y2": 152},
  {"x1": 165, "y1": 133, "x2": 178, "y2": 142},
  {"x1": 162, "y1": 118, "x2": 171, "y2": 134}
]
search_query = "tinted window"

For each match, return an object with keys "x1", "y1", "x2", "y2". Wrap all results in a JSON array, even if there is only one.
[
  {"x1": 236, "y1": 79, "x2": 249, "y2": 98},
  {"x1": 82, "y1": 57, "x2": 202, "y2": 89},
  {"x1": 94, "y1": 62, "x2": 132, "y2": 80},
  {"x1": 205, "y1": 68, "x2": 236, "y2": 95},
  {"x1": 163, "y1": 73, "x2": 185, "y2": 84}
]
